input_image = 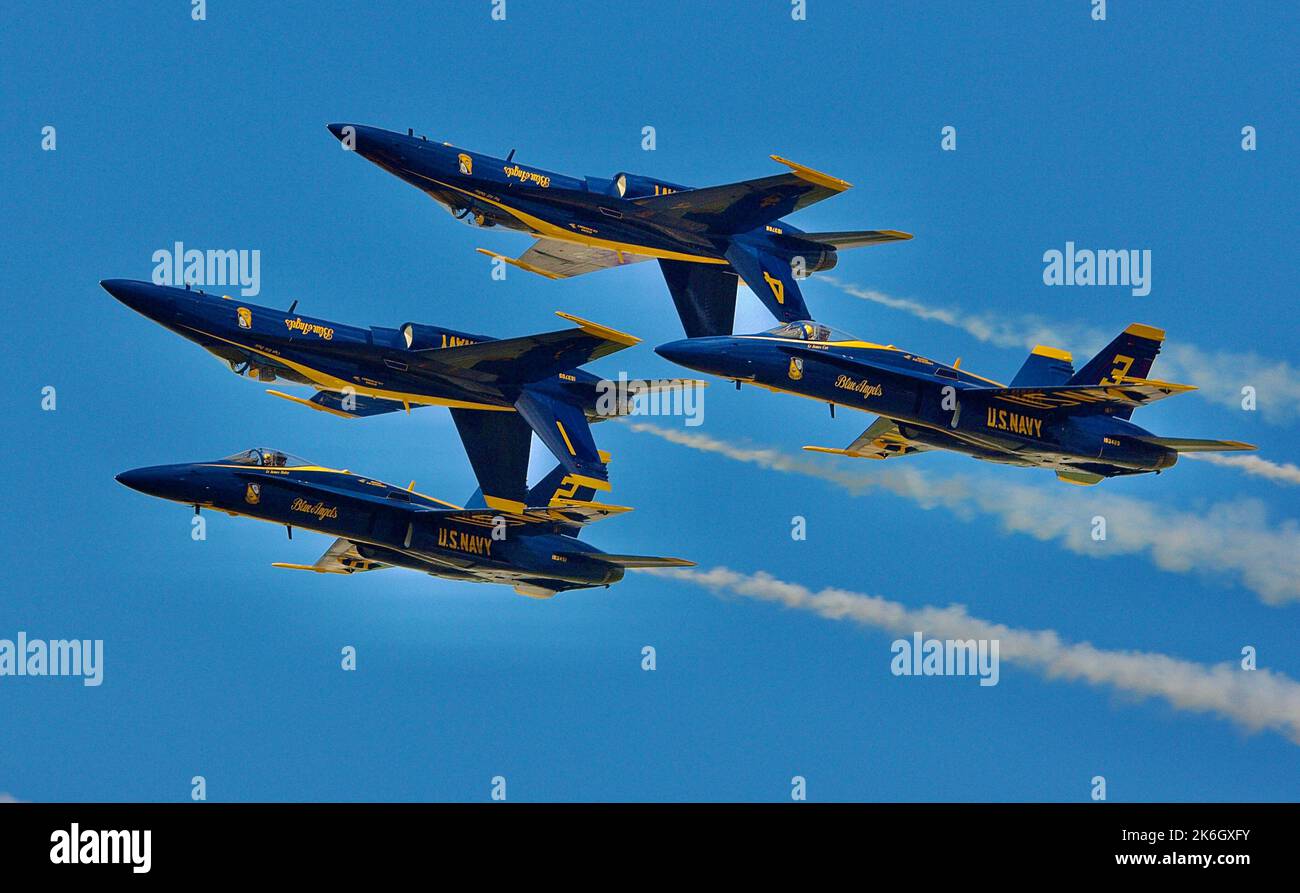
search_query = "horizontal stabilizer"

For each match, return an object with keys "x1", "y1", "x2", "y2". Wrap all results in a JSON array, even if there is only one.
[
  {"x1": 798, "y1": 230, "x2": 913, "y2": 250},
  {"x1": 267, "y1": 389, "x2": 416, "y2": 418},
  {"x1": 630, "y1": 155, "x2": 851, "y2": 235},
  {"x1": 584, "y1": 554, "x2": 696, "y2": 568},
  {"x1": 1131, "y1": 436, "x2": 1257, "y2": 452},
  {"x1": 414, "y1": 311, "x2": 639, "y2": 382},
  {"x1": 975, "y1": 376, "x2": 1195, "y2": 411},
  {"x1": 431, "y1": 501, "x2": 632, "y2": 529}
]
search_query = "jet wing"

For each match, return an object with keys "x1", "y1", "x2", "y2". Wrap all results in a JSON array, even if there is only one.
[
  {"x1": 975, "y1": 377, "x2": 1196, "y2": 410},
  {"x1": 476, "y1": 239, "x2": 651, "y2": 279},
  {"x1": 628, "y1": 155, "x2": 851, "y2": 236},
  {"x1": 803, "y1": 416, "x2": 932, "y2": 460},
  {"x1": 272, "y1": 538, "x2": 391, "y2": 575},
  {"x1": 412, "y1": 311, "x2": 639, "y2": 383},
  {"x1": 266, "y1": 389, "x2": 420, "y2": 418}
]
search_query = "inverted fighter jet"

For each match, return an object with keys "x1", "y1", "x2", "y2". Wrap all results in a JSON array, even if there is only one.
[
  {"x1": 326, "y1": 122, "x2": 910, "y2": 336},
  {"x1": 102, "y1": 279, "x2": 693, "y2": 508}
]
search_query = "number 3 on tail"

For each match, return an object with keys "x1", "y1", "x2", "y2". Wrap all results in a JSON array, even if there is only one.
[{"x1": 1100, "y1": 354, "x2": 1134, "y2": 385}]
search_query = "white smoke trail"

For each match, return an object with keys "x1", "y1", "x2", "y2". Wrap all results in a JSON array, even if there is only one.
[
  {"x1": 626, "y1": 422, "x2": 1300, "y2": 605},
  {"x1": 644, "y1": 565, "x2": 1300, "y2": 744},
  {"x1": 1183, "y1": 452, "x2": 1300, "y2": 486},
  {"x1": 819, "y1": 276, "x2": 1300, "y2": 422}
]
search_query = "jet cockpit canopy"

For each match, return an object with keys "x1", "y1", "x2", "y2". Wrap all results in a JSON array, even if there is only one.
[{"x1": 221, "y1": 448, "x2": 312, "y2": 468}]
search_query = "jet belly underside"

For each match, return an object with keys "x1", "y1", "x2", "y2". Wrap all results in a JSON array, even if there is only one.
[
  {"x1": 393, "y1": 158, "x2": 725, "y2": 261},
  {"x1": 188, "y1": 318, "x2": 506, "y2": 408}
]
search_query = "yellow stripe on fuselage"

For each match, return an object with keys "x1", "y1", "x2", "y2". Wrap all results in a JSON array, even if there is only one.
[
  {"x1": 406, "y1": 170, "x2": 729, "y2": 266},
  {"x1": 183, "y1": 324, "x2": 512, "y2": 412}
]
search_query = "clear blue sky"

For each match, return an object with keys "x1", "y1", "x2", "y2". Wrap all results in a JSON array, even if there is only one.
[{"x1": 3, "y1": 1, "x2": 1297, "y2": 801}]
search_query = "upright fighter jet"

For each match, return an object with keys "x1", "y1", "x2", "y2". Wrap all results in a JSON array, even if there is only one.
[
  {"x1": 117, "y1": 447, "x2": 692, "y2": 598},
  {"x1": 102, "y1": 279, "x2": 693, "y2": 509},
  {"x1": 656, "y1": 321, "x2": 1255, "y2": 485},
  {"x1": 326, "y1": 123, "x2": 910, "y2": 336}
]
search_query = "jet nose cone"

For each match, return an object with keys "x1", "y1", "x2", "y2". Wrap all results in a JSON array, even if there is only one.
[
  {"x1": 655, "y1": 338, "x2": 717, "y2": 369},
  {"x1": 327, "y1": 122, "x2": 377, "y2": 149},
  {"x1": 100, "y1": 278, "x2": 170, "y2": 319},
  {"x1": 99, "y1": 278, "x2": 135, "y2": 302},
  {"x1": 115, "y1": 466, "x2": 169, "y2": 497},
  {"x1": 117, "y1": 464, "x2": 210, "y2": 504}
]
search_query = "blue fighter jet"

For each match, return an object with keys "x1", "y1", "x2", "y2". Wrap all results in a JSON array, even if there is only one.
[
  {"x1": 117, "y1": 447, "x2": 692, "y2": 598},
  {"x1": 326, "y1": 123, "x2": 911, "y2": 335},
  {"x1": 102, "y1": 279, "x2": 693, "y2": 510},
  {"x1": 656, "y1": 320, "x2": 1256, "y2": 485}
]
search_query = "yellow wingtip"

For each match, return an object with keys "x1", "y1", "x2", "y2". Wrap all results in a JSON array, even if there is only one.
[
  {"x1": 554, "y1": 311, "x2": 640, "y2": 346},
  {"x1": 271, "y1": 562, "x2": 347, "y2": 574},
  {"x1": 477, "y1": 247, "x2": 563, "y2": 280},
  {"x1": 769, "y1": 154, "x2": 853, "y2": 191},
  {"x1": 265, "y1": 389, "x2": 356, "y2": 419}
]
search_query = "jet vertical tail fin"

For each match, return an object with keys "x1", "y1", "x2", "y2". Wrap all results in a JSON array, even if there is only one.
[
  {"x1": 658, "y1": 260, "x2": 738, "y2": 336},
  {"x1": 1010, "y1": 345, "x2": 1076, "y2": 387},
  {"x1": 723, "y1": 242, "x2": 812, "y2": 324},
  {"x1": 1069, "y1": 324, "x2": 1166, "y2": 419},
  {"x1": 526, "y1": 459, "x2": 607, "y2": 506},
  {"x1": 514, "y1": 387, "x2": 612, "y2": 492},
  {"x1": 449, "y1": 408, "x2": 533, "y2": 514}
]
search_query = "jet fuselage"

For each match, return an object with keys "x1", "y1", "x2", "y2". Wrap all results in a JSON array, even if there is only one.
[
  {"x1": 102, "y1": 278, "x2": 605, "y2": 413},
  {"x1": 656, "y1": 329, "x2": 1180, "y2": 479},
  {"x1": 326, "y1": 123, "x2": 839, "y2": 273},
  {"x1": 115, "y1": 453, "x2": 625, "y2": 592}
]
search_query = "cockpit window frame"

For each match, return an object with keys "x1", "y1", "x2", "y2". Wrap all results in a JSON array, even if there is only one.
[
  {"x1": 220, "y1": 448, "x2": 313, "y2": 468},
  {"x1": 765, "y1": 320, "x2": 856, "y2": 343}
]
